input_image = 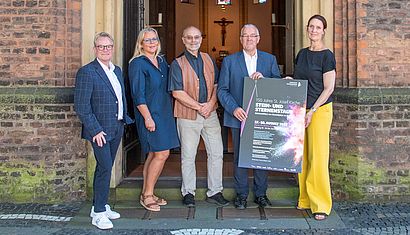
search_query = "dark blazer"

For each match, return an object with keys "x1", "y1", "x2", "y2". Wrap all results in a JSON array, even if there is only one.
[
  {"x1": 217, "y1": 50, "x2": 281, "y2": 128},
  {"x1": 74, "y1": 59, "x2": 133, "y2": 142}
]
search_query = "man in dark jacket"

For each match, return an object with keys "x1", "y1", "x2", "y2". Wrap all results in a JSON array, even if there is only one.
[
  {"x1": 74, "y1": 32, "x2": 132, "y2": 229},
  {"x1": 218, "y1": 24, "x2": 281, "y2": 209}
]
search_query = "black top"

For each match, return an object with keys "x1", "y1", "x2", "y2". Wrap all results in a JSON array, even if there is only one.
[
  {"x1": 168, "y1": 50, "x2": 219, "y2": 103},
  {"x1": 293, "y1": 47, "x2": 336, "y2": 108}
]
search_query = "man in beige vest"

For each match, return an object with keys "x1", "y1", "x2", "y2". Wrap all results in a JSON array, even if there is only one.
[{"x1": 169, "y1": 26, "x2": 229, "y2": 207}]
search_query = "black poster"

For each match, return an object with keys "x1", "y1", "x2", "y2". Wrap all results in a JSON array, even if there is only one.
[{"x1": 238, "y1": 78, "x2": 307, "y2": 173}]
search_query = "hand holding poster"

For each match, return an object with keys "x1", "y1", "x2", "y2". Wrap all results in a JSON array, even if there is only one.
[{"x1": 239, "y1": 78, "x2": 307, "y2": 173}]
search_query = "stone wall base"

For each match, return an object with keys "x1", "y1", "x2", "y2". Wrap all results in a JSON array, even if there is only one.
[
  {"x1": 0, "y1": 87, "x2": 86, "y2": 202},
  {"x1": 331, "y1": 88, "x2": 410, "y2": 201}
]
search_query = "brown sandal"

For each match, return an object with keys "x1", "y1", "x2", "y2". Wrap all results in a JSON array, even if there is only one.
[
  {"x1": 140, "y1": 194, "x2": 160, "y2": 212},
  {"x1": 153, "y1": 195, "x2": 167, "y2": 206},
  {"x1": 140, "y1": 194, "x2": 167, "y2": 206}
]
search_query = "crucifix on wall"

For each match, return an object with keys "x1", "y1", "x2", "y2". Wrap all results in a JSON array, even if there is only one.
[{"x1": 214, "y1": 17, "x2": 233, "y2": 46}]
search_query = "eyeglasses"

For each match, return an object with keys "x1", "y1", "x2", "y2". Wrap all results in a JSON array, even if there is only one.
[
  {"x1": 95, "y1": 44, "x2": 114, "y2": 51},
  {"x1": 241, "y1": 35, "x2": 259, "y2": 39},
  {"x1": 183, "y1": 35, "x2": 202, "y2": 41},
  {"x1": 143, "y1": 37, "x2": 159, "y2": 44}
]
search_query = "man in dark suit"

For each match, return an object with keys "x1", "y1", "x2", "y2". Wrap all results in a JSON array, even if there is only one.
[
  {"x1": 217, "y1": 24, "x2": 281, "y2": 209},
  {"x1": 74, "y1": 32, "x2": 132, "y2": 229}
]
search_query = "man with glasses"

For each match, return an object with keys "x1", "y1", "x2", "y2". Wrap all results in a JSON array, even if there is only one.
[
  {"x1": 169, "y1": 26, "x2": 229, "y2": 207},
  {"x1": 74, "y1": 32, "x2": 132, "y2": 229},
  {"x1": 217, "y1": 24, "x2": 281, "y2": 209}
]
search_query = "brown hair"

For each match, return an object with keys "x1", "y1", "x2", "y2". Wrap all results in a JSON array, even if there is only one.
[{"x1": 307, "y1": 14, "x2": 327, "y2": 29}]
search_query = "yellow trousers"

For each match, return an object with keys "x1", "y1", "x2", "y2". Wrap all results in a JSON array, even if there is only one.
[{"x1": 298, "y1": 102, "x2": 333, "y2": 215}]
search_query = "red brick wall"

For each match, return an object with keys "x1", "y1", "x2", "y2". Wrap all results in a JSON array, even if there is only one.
[
  {"x1": 334, "y1": 0, "x2": 358, "y2": 87},
  {"x1": 0, "y1": 0, "x2": 85, "y2": 202},
  {"x1": 331, "y1": 0, "x2": 410, "y2": 200},
  {"x1": 334, "y1": 0, "x2": 410, "y2": 87},
  {"x1": 0, "y1": 0, "x2": 81, "y2": 86}
]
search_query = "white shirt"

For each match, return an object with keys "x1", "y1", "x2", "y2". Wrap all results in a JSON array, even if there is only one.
[
  {"x1": 97, "y1": 59, "x2": 123, "y2": 120},
  {"x1": 243, "y1": 49, "x2": 258, "y2": 77}
]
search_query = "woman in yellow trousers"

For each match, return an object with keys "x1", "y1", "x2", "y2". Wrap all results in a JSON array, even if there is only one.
[
  {"x1": 298, "y1": 103, "x2": 333, "y2": 219},
  {"x1": 293, "y1": 14, "x2": 336, "y2": 221}
]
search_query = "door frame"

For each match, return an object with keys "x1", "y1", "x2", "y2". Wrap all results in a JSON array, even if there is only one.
[{"x1": 81, "y1": 0, "x2": 334, "y2": 188}]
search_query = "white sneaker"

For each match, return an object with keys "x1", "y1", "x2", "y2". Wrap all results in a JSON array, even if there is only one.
[
  {"x1": 90, "y1": 204, "x2": 121, "y2": 220},
  {"x1": 91, "y1": 212, "x2": 113, "y2": 230}
]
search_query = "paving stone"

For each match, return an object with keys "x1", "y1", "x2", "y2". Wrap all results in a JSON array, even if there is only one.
[{"x1": 0, "y1": 202, "x2": 409, "y2": 234}]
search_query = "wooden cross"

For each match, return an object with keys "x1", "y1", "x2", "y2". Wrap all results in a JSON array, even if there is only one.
[{"x1": 214, "y1": 17, "x2": 234, "y2": 46}]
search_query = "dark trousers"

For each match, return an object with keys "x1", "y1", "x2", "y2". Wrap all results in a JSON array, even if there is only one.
[
  {"x1": 91, "y1": 121, "x2": 124, "y2": 213},
  {"x1": 231, "y1": 128, "x2": 268, "y2": 198}
]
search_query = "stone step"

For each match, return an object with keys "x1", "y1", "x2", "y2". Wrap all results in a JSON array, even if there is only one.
[
  {"x1": 113, "y1": 176, "x2": 299, "y2": 202},
  {"x1": 71, "y1": 200, "x2": 350, "y2": 231}
]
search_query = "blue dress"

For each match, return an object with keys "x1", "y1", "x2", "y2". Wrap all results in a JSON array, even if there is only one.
[{"x1": 128, "y1": 55, "x2": 180, "y2": 156}]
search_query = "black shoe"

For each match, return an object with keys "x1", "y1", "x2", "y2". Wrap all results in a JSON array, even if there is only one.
[
  {"x1": 206, "y1": 192, "x2": 230, "y2": 206},
  {"x1": 254, "y1": 195, "x2": 272, "y2": 208},
  {"x1": 234, "y1": 196, "x2": 247, "y2": 210},
  {"x1": 182, "y1": 193, "x2": 195, "y2": 207}
]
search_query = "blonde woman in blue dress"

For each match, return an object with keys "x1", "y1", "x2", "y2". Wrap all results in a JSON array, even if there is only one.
[{"x1": 128, "y1": 28, "x2": 180, "y2": 212}]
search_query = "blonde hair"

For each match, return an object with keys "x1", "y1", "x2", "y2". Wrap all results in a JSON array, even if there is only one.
[
  {"x1": 94, "y1": 32, "x2": 114, "y2": 46},
  {"x1": 130, "y1": 28, "x2": 161, "y2": 61}
]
